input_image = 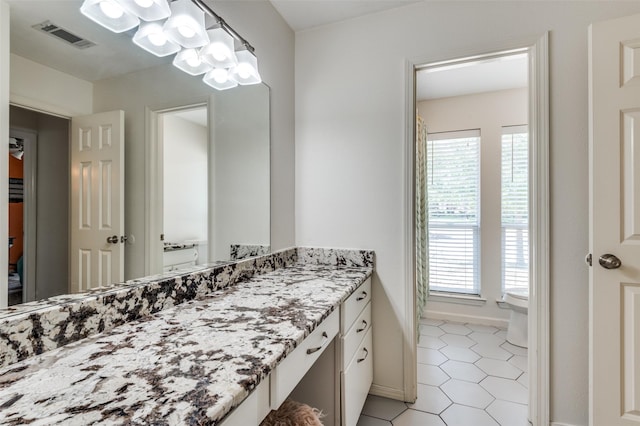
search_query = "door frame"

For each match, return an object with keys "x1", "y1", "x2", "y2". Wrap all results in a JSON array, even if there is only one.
[
  {"x1": 144, "y1": 97, "x2": 210, "y2": 276},
  {"x1": 9, "y1": 127, "x2": 37, "y2": 303},
  {"x1": 403, "y1": 33, "x2": 549, "y2": 424}
]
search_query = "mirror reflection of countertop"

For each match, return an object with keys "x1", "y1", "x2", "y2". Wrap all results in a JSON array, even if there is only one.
[{"x1": 0, "y1": 248, "x2": 373, "y2": 425}]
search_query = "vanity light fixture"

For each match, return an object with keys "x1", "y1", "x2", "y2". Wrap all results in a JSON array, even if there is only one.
[
  {"x1": 163, "y1": 0, "x2": 209, "y2": 48},
  {"x1": 173, "y1": 48, "x2": 212, "y2": 75},
  {"x1": 230, "y1": 49, "x2": 261, "y2": 85},
  {"x1": 200, "y1": 27, "x2": 237, "y2": 68},
  {"x1": 133, "y1": 21, "x2": 181, "y2": 57},
  {"x1": 120, "y1": 0, "x2": 170, "y2": 21},
  {"x1": 203, "y1": 67, "x2": 237, "y2": 91},
  {"x1": 80, "y1": 0, "x2": 139, "y2": 33},
  {"x1": 80, "y1": 0, "x2": 261, "y2": 90}
]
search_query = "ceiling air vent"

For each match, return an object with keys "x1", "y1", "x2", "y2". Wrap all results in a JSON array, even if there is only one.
[{"x1": 32, "y1": 21, "x2": 96, "y2": 49}]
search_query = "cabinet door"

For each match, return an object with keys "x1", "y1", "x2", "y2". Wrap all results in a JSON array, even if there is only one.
[{"x1": 342, "y1": 327, "x2": 373, "y2": 426}]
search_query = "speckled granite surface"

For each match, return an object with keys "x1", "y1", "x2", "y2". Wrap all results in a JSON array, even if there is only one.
[
  {"x1": 0, "y1": 248, "x2": 374, "y2": 425},
  {"x1": 0, "y1": 249, "x2": 298, "y2": 369}
]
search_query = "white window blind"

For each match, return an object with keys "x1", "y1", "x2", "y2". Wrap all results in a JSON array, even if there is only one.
[
  {"x1": 427, "y1": 129, "x2": 480, "y2": 294},
  {"x1": 501, "y1": 125, "x2": 529, "y2": 294}
]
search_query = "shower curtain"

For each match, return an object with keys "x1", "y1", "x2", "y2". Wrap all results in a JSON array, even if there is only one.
[{"x1": 416, "y1": 115, "x2": 429, "y2": 324}]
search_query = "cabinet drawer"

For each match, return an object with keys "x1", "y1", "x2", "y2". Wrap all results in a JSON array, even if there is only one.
[
  {"x1": 341, "y1": 278, "x2": 371, "y2": 334},
  {"x1": 271, "y1": 310, "x2": 339, "y2": 408},
  {"x1": 342, "y1": 327, "x2": 373, "y2": 426},
  {"x1": 219, "y1": 376, "x2": 270, "y2": 426},
  {"x1": 342, "y1": 302, "x2": 371, "y2": 368}
]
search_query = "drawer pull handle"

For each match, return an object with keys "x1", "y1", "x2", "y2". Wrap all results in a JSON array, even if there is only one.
[
  {"x1": 357, "y1": 320, "x2": 368, "y2": 333},
  {"x1": 306, "y1": 332, "x2": 329, "y2": 355},
  {"x1": 356, "y1": 291, "x2": 368, "y2": 301},
  {"x1": 357, "y1": 348, "x2": 369, "y2": 363}
]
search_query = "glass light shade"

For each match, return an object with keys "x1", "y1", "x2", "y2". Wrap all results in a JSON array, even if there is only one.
[
  {"x1": 133, "y1": 21, "x2": 180, "y2": 57},
  {"x1": 203, "y1": 68, "x2": 238, "y2": 90},
  {"x1": 80, "y1": 0, "x2": 140, "y2": 33},
  {"x1": 200, "y1": 28, "x2": 238, "y2": 69},
  {"x1": 163, "y1": 0, "x2": 209, "y2": 48},
  {"x1": 230, "y1": 50, "x2": 261, "y2": 85},
  {"x1": 173, "y1": 49, "x2": 213, "y2": 75},
  {"x1": 120, "y1": 0, "x2": 170, "y2": 21}
]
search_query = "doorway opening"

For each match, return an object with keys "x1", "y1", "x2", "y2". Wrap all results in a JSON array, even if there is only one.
[
  {"x1": 8, "y1": 105, "x2": 70, "y2": 305},
  {"x1": 404, "y1": 35, "x2": 549, "y2": 426},
  {"x1": 146, "y1": 102, "x2": 210, "y2": 275}
]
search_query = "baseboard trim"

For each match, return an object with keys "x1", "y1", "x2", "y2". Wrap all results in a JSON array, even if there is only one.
[
  {"x1": 424, "y1": 310, "x2": 509, "y2": 329},
  {"x1": 369, "y1": 384, "x2": 406, "y2": 402},
  {"x1": 550, "y1": 423, "x2": 581, "y2": 426}
]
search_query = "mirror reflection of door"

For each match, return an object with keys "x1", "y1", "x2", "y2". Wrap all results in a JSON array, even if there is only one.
[
  {"x1": 8, "y1": 106, "x2": 69, "y2": 304},
  {"x1": 159, "y1": 106, "x2": 208, "y2": 273}
]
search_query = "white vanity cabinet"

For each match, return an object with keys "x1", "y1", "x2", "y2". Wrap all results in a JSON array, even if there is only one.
[
  {"x1": 219, "y1": 278, "x2": 372, "y2": 426},
  {"x1": 339, "y1": 278, "x2": 373, "y2": 426}
]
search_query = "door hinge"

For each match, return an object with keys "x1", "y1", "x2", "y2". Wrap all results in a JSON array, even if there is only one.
[{"x1": 160, "y1": 233, "x2": 164, "y2": 241}]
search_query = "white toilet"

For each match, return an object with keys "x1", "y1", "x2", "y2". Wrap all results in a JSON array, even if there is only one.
[{"x1": 503, "y1": 289, "x2": 529, "y2": 348}]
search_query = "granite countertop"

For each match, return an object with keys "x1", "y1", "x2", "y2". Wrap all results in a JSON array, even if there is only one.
[{"x1": 0, "y1": 262, "x2": 372, "y2": 425}]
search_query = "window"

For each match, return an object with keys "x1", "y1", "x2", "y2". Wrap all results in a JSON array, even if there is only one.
[
  {"x1": 427, "y1": 129, "x2": 480, "y2": 294},
  {"x1": 501, "y1": 125, "x2": 529, "y2": 294}
]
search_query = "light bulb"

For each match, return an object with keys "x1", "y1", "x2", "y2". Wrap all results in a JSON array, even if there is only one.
[
  {"x1": 211, "y1": 68, "x2": 228, "y2": 83},
  {"x1": 178, "y1": 25, "x2": 196, "y2": 39},
  {"x1": 186, "y1": 54, "x2": 201, "y2": 67},
  {"x1": 147, "y1": 32, "x2": 166, "y2": 46},
  {"x1": 210, "y1": 43, "x2": 230, "y2": 61},
  {"x1": 134, "y1": 0, "x2": 154, "y2": 7},
  {"x1": 99, "y1": 0, "x2": 124, "y2": 18},
  {"x1": 237, "y1": 64, "x2": 251, "y2": 80}
]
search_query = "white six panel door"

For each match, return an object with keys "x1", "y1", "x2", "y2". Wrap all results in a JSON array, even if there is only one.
[
  {"x1": 70, "y1": 111, "x2": 124, "y2": 293},
  {"x1": 589, "y1": 13, "x2": 640, "y2": 426}
]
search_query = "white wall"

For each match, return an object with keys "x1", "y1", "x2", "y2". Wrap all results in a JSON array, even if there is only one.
[
  {"x1": 418, "y1": 88, "x2": 528, "y2": 323},
  {"x1": 162, "y1": 114, "x2": 207, "y2": 244},
  {"x1": 10, "y1": 54, "x2": 92, "y2": 117},
  {"x1": 212, "y1": 1, "x2": 295, "y2": 255},
  {"x1": 294, "y1": 3, "x2": 640, "y2": 424}
]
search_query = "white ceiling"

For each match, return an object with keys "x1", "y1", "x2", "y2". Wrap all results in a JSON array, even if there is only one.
[
  {"x1": 171, "y1": 107, "x2": 208, "y2": 127},
  {"x1": 8, "y1": 0, "x2": 527, "y2": 99},
  {"x1": 8, "y1": 0, "x2": 172, "y2": 82},
  {"x1": 416, "y1": 54, "x2": 528, "y2": 101},
  {"x1": 269, "y1": 0, "x2": 421, "y2": 32}
]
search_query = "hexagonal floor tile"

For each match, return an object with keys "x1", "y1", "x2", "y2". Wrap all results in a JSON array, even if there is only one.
[
  {"x1": 407, "y1": 383, "x2": 452, "y2": 414},
  {"x1": 440, "y1": 322, "x2": 472, "y2": 335},
  {"x1": 392, "y1": 409, "x2": 446, "y2": 426},
  {"x1": 440, "y1": 404, "x2": 499, "y2": 426},
  {"x1": 358, "y1": 415, "x2": 392, "y2": 426},
  {"x1": 420, "y1": 325, "x2": 445, "y2": 337},
  {"x1": 420, "y1": 318, "x2": 445, "y2": 327},
  {"x1": 361, "y1": 395, "x2": 408, "y2": 421},
  {"x1": 480, "y1": 376, "x2": 528, "y2": 404},
  {"x1": 501, "y1": 341, "x2": 528, "y2": 356},
  {"x1": 471, "y1": 343, "x2": 513, "y2": 361},
  {"x1": 440, "y1": 345, "x2": 481, "y2": 363},
  {"x1": 440, "y1": 360, "x2": 487, "y2": 383},
  {"x1": 475, "y1": 358, "x2": 523, "y2": 380},
  {"x1": 517, "y1": 372, "x2": 529, "y2": 388},
  {"x1": 466, "y1": 323, "x2": 500, "y2": 334},
  {"x1": 417, "y1": 335, "x2": 446, "y2": 350},
  {"x1": 440, "y1": 379, "x2": 495, "y2": 409},
  {"x1": 508, "y1": 355, "x2": 528, "y2": 372},
  {"x1": 486, "y1": 400, "x2": 529, "y2": 426},
  {"x1": 440, "y1": 333, "x2": 475, "y2": 348},
  {"x1": 417, "y1": 364, "x2": 450, "y2": 386},
  {"x1": 468, "y1": 331, "x2": 506, "y2": 346},
  {"x1": 418, "y1": 347, "x2": 447, "y2": 366}
]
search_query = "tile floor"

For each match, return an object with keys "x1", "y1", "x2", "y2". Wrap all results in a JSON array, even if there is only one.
[{"x1": 357, "y1": 318, "x2": 530, "y2": 426}]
